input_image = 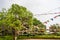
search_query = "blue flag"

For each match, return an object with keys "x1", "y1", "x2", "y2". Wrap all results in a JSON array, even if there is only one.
[{"x1": 51, "y1": 18, "x2": 53, "y2": 21}]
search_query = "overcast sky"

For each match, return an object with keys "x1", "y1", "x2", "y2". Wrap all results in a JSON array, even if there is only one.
[{"x1": 0, "y1": 0, "x2": 60, "y2": 29}]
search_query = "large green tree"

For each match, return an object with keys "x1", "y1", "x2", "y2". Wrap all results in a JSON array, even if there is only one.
[
  {"x1": 0, "y1": 4, "x2": 46, "y2": 40},
  {"x1": 6, "y1": 4, "x2": 33, "y2": 40}
]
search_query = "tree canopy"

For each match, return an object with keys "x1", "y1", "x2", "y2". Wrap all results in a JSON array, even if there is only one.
[{"x1": 0, "y1": 4, "x2": 46, "y2": 40}]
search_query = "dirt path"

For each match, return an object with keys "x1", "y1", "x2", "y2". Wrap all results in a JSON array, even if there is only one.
[{"x1": 20, "y1": 39, "x2": 60, "y2": 40}]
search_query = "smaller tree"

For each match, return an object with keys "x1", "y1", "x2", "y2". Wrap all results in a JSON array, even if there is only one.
[
  {"x1": 33, "y1": 18, "x2": 46, "y2": 34},
  {"x1": 49, "y1": 24, "x2": 60, "y2": 34}
]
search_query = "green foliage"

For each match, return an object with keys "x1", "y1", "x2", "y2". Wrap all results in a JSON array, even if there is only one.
[
  {"x1": 33, "y1": 18, "x2": 46, "y2": 28},
  {"x1": 33, "y1": 18, "x2": 41, "y2": 26},
  {"x1": 0, "y1": 4, "x2": 46, "y2": 37},
  {"x1": 0, "y1": 4, "x2": 34, "y2": 35}
]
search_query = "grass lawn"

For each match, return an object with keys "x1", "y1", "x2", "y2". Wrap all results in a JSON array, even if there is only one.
[
  {"x1": 0, "y1": 35, "x2": 60, "y2": 40},
  {"x1": 18, "y1": 35, "x2": 60, "y2": 39},
  {"x1": 0, "y1": 36, "x2": 13, "y2": 40}
]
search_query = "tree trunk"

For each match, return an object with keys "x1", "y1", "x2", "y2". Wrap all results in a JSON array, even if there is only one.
[
  {"x1": 12, "y1": 28, "x2": 18, "y2": 40},
  {"x1": 13, "y1": 35, "x2": 17, "y2": 40}
]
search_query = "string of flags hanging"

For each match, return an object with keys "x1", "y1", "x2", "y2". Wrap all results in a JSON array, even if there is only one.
[
  {"x1": 34, "y1": 12, "x2": 60, "y2": 16},
  {"x1": 34, "y1": 12, "x2": 60, "y2": 24},
  {"x1": 44, "y1": 15, "x2": 60, "y2": 24},
  {"x1": 34, "y1": 7, "x2": 60, "y2": 24}
]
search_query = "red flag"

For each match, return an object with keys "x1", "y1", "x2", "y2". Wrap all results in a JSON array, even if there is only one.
[
  {"x1": 44, "y1": 22, "x2": 47, "y2": 24},
  {"x1": 54, "y1": 16, "x2": 58, "y2": 18},
  {"x1": 51, "y1": 18, "x2": 53, "y2": 21}
]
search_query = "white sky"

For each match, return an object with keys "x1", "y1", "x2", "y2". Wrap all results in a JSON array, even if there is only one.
[{"x1": 0, "y1": 0, "x2": 60, "y2": 29}]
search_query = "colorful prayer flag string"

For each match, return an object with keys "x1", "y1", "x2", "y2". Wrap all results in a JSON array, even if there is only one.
[{"x1": 44, "y1": 14, "x2": 60, "y2": 24}]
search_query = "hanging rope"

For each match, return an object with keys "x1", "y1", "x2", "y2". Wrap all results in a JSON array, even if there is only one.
[
  {"x1": 34, "y1": 7, "x2": 60, "y2": 24},
  {"x1": 44, "y1": 15, "x2": 60, "y2": 24},
  {"x1": 34, "y1": 12, "x2": 60, "y2": 24},
  {"x1": 34, "y1": 12, "x2": 60, "y2": 16}
]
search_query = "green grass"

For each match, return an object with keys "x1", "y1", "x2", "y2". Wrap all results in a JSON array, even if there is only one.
[
  {"x1": 0, "y1": 36, "x2": 13, "y2": 40},
  {"x1": 18, "y1": 35, "x2": 60, "y2": 39},
  {"x1": 0, "y1": 34, "x2": 60, "y2": 40}
]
